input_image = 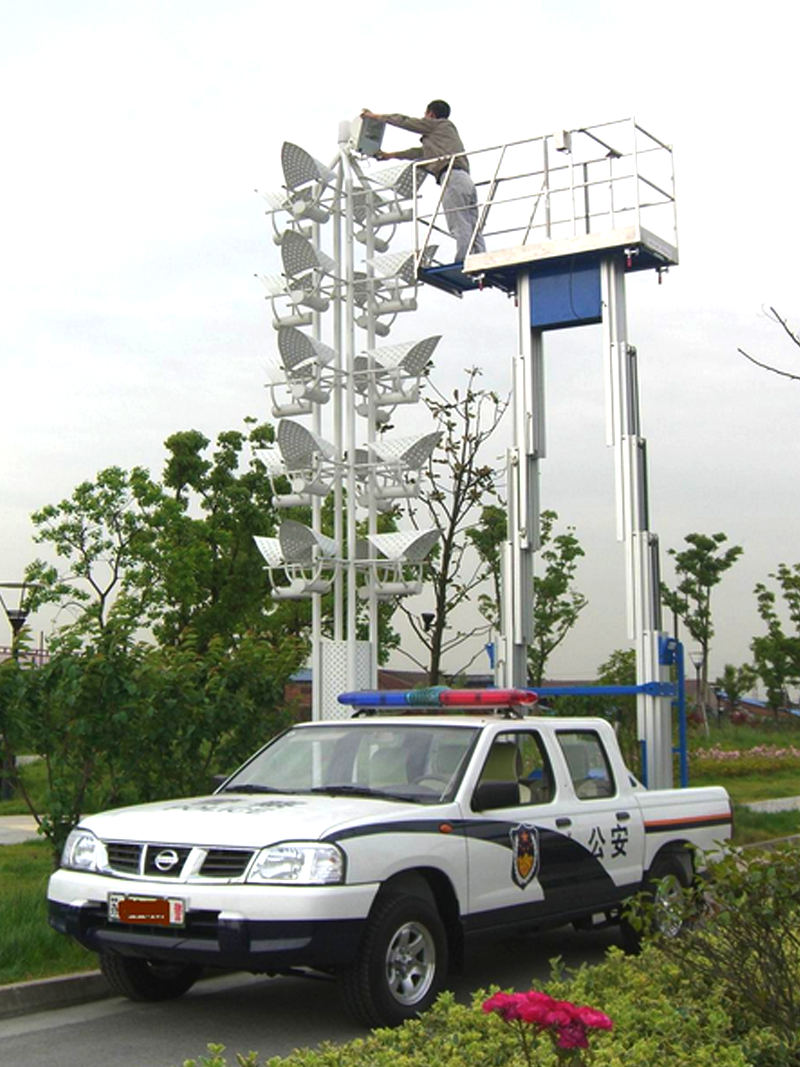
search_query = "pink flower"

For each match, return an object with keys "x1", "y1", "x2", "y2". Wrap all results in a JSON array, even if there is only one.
[
  {"x1": 483, "y1": 988, "x2": 613, "y2": 1060},
  {"x1": 542, "y1": 1007, "x2": 574, "y2": 1029},
  {"x1": 516, "y1": 991, "x2": 556, "y2": 1025},
  {"x1": 575, "y1": 1005, "x2": 613, "y2": 1030},
  {"x1": 482, "y1": 992, "x2": 525, "y2": 1022},
  {"x1": 556, "y1": 1020, "x2": 590, "y2": 1049},
  {"x1": 523, "y1": 991, "x2": 556, "y2": 1008}
]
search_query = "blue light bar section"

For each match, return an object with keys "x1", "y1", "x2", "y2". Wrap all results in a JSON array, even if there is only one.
[{"x1": 338, "y1": 691, "x2": 411, "y2": 707}]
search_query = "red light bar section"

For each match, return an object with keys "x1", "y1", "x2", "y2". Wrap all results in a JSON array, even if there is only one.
[{"x1": 438, "y1": 689, "x2": 537, "y2": 707}]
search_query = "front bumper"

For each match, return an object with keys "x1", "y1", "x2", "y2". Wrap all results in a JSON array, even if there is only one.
[{"x1": 48, "y1": 871, "x2": 378, "y2": 971}]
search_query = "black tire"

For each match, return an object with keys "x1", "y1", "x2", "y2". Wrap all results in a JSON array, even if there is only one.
[
  {"x1": 99, "y1": 952, "x2": 202, "y2": 1002},
  {"x1": 339, "y1": 893, "x2": 448, "y2": 1028},
  {"x1": 621, "y1": 852, "x2": 691, "y2": 954}
]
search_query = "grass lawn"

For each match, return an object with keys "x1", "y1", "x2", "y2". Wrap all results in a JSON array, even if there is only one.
[
  {"x1": 0, "y1": 840, "x2": 95, "y2": 985},
  {"x1": 0, "y1": 758, "x2": 49, "y2": 817},
  {"x1": 731, "y1": 803, "x2": 800, "y2": 844},
  {"x1": 686, "y1": 721, "x2": 800, "y2": 843}
]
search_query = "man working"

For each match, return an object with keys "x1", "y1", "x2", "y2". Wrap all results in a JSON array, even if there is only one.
[{"x1": 361, "y1": 101, "x2": 486, "y2": 264}]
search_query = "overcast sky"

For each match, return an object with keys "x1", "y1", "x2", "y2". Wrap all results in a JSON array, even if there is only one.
[{"x1": 1, "y1": 0, "x2": 798, "y2": 686}]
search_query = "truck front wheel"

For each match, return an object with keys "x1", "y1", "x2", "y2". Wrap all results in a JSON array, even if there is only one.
[
  {"x1": 339, "y1": 893, "x2": 448, "y2": 1028},
  {"x1": 100, "y1": 952, "x2": 202, "y2": 1001}
]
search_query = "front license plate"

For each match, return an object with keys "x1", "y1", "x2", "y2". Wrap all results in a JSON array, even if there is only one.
[{"x1": 108, "y1": 894, "x2": 185, "y2": 927}]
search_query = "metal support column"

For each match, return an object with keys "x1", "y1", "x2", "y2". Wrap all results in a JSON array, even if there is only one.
[
  {"x1": 500, "y1": 271, "x2": 543, "y2": 687},
  {"x1": 601, "y1": 255, "x2": 673, "y2": 788}
]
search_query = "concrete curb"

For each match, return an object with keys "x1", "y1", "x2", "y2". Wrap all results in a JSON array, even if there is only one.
[{"x1": 0, "y1": 970, "x2": 111, "y2": 1020}]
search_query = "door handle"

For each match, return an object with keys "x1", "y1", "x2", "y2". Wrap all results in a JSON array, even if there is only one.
[
  {"x1": 616, "y1": 811, "x2": 631, "y2": 821},
  {"x1": 556, "y1": 817, "x2": 572, "y2": 828}
]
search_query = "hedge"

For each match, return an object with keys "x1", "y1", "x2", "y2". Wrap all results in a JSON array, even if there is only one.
[{"x1": 176, "y1": 944, "x2": 790, "y2": 1067}]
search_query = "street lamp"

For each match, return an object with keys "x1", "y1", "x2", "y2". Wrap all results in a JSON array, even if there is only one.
[
  {"x1": 0, "y1": 582, "x2": 34, "y2": 801},
  {"x1": 0, "y1": 582, "x2": 32, "y2": 640},
  {"x1": 688, "y1": 649, "x2": 704, "y2": 726}
]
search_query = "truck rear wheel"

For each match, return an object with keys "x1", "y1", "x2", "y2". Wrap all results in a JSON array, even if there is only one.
[
  {"x1": 339, "y1": 893, "x2": 448, "y2": 1028},
  {"x1": 621, "y1": 852, "x2": 691, "y2": 953},
  {"x1": 100, "y1": 952, "x2": 202, "y2": 1001}
]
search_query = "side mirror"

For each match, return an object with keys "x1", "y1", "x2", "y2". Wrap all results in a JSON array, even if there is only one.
[
  {"x1": 472, "y1": 780, "x2": 519, "y2": 812},
  {"x1": 211, "y1": 773, "x2": 230, "y2": 793}
]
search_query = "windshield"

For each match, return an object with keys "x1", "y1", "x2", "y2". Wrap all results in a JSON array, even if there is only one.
[{"x1": 223, "y1": 723, "x2": 479, "y2": 805}]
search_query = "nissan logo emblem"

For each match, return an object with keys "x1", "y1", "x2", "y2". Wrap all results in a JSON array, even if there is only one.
[{"x1": 154, "y1": 848, "x2": 180, "y2": 872}]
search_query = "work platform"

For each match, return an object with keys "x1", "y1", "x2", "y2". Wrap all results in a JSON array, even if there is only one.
[{"x1": 415, "y1": 117, "x2": 678, "y2": 300}]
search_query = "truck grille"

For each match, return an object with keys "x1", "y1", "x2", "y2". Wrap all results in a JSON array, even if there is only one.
[
  {"x1": 103, "y1": 842, "x2": 254, "y2": 880},
  {"x1": 200, "y1": 849, "x2": 254, "y2": 878},
  {"x1": 106, "y1": 842, "x2": 142, "y2": 874}
]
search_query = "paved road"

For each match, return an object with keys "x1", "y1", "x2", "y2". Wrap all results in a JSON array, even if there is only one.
[
  {"x1": 0, "y1": 925, "x2": 620, "y2": 1067},
  {"x1": 0, "y1": 814, "x2": 40, "y2": 845}
]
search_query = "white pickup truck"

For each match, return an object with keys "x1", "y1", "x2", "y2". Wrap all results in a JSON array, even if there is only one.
[{"x1": 48, "y1": 712, "x2": 731, "y2": 1027}]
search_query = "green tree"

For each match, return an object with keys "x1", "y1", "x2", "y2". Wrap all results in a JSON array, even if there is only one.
[
  {"x1": 466, "y1": 503, "x2": 506, "y2": 630},
  {"x1": 714, "y1": 662, "x2": 757, "y2": 723},
  {"x1": 24, "y1": 421, "x2": 292, "y2": 651},
  {"x1": 751, "y1": 563, "x2": 800, "y2": 719},
  {"x1": 660, "y1": 532, "x2": 743, "y2": 730},
  {"x1": 527, "y1": 511, "x2": 587, "y2": 686},
  {"x1": 4, "y1": 625, "x2": 304, "y2": 863},
  {"x1": 24, "y1": 466, "x2": 164, "y2": 637},
  {"x1": 597, "y1": 648, "x2": 638, "y2": 768},
  {"x1": 136, "y1": 421, "x2": 287, "y2": 649},
  {"x1": 9, "y1": 420, "x2": 309, "y2": 860},
  {"x1": 400, "y1": 368, "x2": 508, "y2": 684},
  {"x1": 469, "y1": 508, "x2": 587, "y2": 686},
  {"x1": 3, "y1": 622, "x2": 150, "y2": 859}
]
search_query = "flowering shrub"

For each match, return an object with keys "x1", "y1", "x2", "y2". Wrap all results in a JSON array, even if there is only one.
[
  {"x1": 694, "y1": 744, "x2": 800, "y2": 762},
  {"x1": 691, "y1": 743, "x2": 800, "y2": 778},
  {"x1": 629, "y1": 842, "x2": 800, "y2": 1059},
  {"x1": 483, "y1": 989, "x2": 613, "y2": 1064}
]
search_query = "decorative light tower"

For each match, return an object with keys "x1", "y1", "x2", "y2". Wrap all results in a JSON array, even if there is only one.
[
  {"x1": 256, "y1": 128, "x2": 442, "y2": 720},
  {"x1": 413, "y1": 118, "x2": 680, "y2": 788}
]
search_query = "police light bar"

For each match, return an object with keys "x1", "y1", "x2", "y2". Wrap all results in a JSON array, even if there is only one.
[{"x1": 337, "y1": 688, "x2": 538, "y2": 709}]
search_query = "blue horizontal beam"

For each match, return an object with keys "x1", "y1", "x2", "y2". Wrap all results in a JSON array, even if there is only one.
[{"x1": 528, "y1": 683, "x2": 676, "y2": 699}]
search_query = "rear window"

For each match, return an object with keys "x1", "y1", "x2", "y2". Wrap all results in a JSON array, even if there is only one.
[{"x1": 556, "y1": 730, "x2": 615, "y2": 799}]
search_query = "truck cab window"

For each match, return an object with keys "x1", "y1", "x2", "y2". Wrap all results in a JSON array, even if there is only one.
[{"x1": 476, "y1": 731, "x2": 554, "y2": 807}]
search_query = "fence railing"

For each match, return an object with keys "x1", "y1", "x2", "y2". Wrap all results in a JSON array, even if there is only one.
[{"x1": 413, "y1": 117, "x2": 677, "y2": 270}]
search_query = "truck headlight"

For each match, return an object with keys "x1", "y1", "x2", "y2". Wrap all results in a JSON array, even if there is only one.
[
  {"x1": 247, "y1": 843, "x2": 344, "y2": 885},
  {"x1": 61, "y1": 830, "x2": 107, "y2": 872}
]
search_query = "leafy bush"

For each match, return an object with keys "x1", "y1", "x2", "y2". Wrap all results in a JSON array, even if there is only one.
[
  {"x1": 176, "y1": 946, "x2": 786, "y2": 1067},
  {"x1": 1, "y1": 626, "x2": 304, "y2": 862},
  {"x1": 629, "y1": 842, "x2": 800, "y2": 1063}
]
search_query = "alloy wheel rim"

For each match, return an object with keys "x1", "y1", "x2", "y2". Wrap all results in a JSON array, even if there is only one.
[
  {"x1": 385, "y1": 920, "x2": 436, "y2": 1005},
  {"x1": 654, "y1": 874, "x2": 686, "y2": 938}
]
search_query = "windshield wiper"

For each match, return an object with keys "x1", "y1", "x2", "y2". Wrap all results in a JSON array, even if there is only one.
[
  {"x1": 308, "y1": 784, "x2": 408, "y2": 801},
  {"x1": 222, "y1": 784, "x2": 288, "y2": 794}
]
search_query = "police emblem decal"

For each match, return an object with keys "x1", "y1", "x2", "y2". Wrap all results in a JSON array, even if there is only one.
[{"x1": 510, "y1": 823, "x2": 540, "y2": 889}]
